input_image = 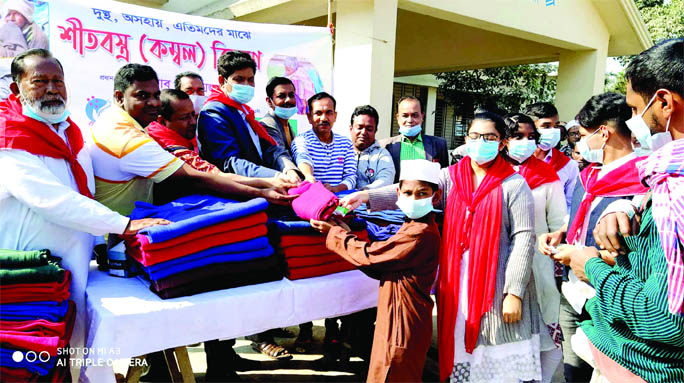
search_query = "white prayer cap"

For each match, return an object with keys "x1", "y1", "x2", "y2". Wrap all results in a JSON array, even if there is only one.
[
  {"x1": 399, "y1": 159, "x2": 441, "y2": 185},
  {"x1": 4, "y1": 0, "x2": 34, "y2": 23},
  {"x1": 566, "y1": 120, "x2": 580, "y2": 129}
]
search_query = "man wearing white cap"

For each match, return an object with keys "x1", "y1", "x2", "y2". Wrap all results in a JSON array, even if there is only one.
[
  {"x1": 2, "y1": 0, "x2": 47, "y2": 55},
  {"x1": 311, "y1": 159, "x2": 442, "y2": 383}
]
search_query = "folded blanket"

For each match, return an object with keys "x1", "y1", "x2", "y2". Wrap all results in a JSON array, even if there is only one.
[
  {"x1": 0, "y1": 333, "x2": 59, "y2": 356},
  {"x1": 0, "y1": 319, "x2": 66, "y2": 339},
  {"x1": 288, "y1": 181, "x2": 339, "y2": 221},
  {"x1": 142, "y1": 237, "x2": 274, "y2": 280},
  {"x1": 0, "y1": 347, "x2": 56, "y2": 375},
  {"x1": 284, "y1": 253, "x2": 341, "y2": 268},
  {"x1": 0, "y1": 301, "x2": 69, "y2": 322},
  {"x1": 0, "y1": 271, "x2": 71, "y2": 304},
  {"x1": 280, "y1": 235, "x2": 326, "y2": 248},
  {"x1": 130, "y1": 195, "x2": 269, "y2": 243},
  {"x1": 282, "y1": 244, "x2": 331, "y2": 258},
  {"x1": 354, "y1": 204, "x2": 405, "y2": 224},
  {"x1": 0, "y1": 367, "x2": 38, "y2": 382},
  {"x1": 366, "y1": 222, "x2": 403, "y2": 242},
  {"x1": 268, "y1": 217, "x2": 367, "y2": 235},
  {"x1": 151, "y1": 253, "x2": 283, "y2": 291},
  {"x1": 128, "y1": 224, "x2": 268, "y2": 267},
  {"x1": 0, "y1": 264, "x2": 65, "y2": 286},
  {"x1": 0, "y1": 249, "x2": 57, "y2": 269},
  {"x1": 286, "y1": 260, "x2": 355, "y2": 280}
]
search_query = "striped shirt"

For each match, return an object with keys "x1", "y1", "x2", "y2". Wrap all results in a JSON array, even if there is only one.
[
  {"x1": 291, "y1": 129, "x2": 357, "y2": 190},
  {"x1": 581, "y1": 202, "x2": 684, "y2": 383},
  {"x1": 400, "y1": 134, "x2": 426, "y2": 161}
]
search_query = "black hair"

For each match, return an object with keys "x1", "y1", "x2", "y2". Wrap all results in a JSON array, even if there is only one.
[
  {"x1": 265, "y1": 76, "x2": 295, "y2": 99},
  {"x1": 307, "y1": 91, "x2": 336, "y2": 112},
  {"x1": 399, "y1": 180, "x2": 439, "y2": 193},
  {"x1": 397, "y1": 95, "x2": 423, "y2": 114},
  {"x1": 470, "y1": 111, "x2": 507, "y2": 139},
  {"x1": 217, "y1": 51, "x2": 256, "y2": 79},
  {"x1": 114, "y1": 63, "x2": 158, "y2": 93},
  {"x1": 174, "y1": 71, "x2": 203, "y2": 90},
  {"x1": 524, "y1": 102, "x2": 558, "y2": 120},
  {"x1": 350, "y1": 105, "x2": 379, "y2": 129},
  {"x1": 577, "y1": 92, "x2": 632, "y2": 138},
  {"x1": 11, "y1": 49, "x2": 63, "y2": 83},
  {"x1": 625, "y1": 38, "x2": 683, "y2": 101},
  {"x1": 504, "y1": 113, "x2": 540, "y2": 143},
  {"x1": 160, "y1": 88, "x2": 190, "y2": 120}
]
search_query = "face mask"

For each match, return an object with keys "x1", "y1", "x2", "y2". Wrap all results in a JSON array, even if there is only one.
[
  {"x1": 188, "y1": 95, "x2": 207, "y2": 115},
  {"x1": 227, "y1": 83, "x2": 254, "y2": 104},
  {"x1": 507, "y1": 138, "x2": 537, "y2": 163},
  {"x1": 274, "y1": 105, "x2": 297, "y2": 120},
  {"x1": 22, "y1": 102, "x2": 70, "y2": 125},
  {"x1": 396, "y1": 194, "x2": 434, "y2": 219},
  {"x1": 576, "y1": 129, "x2": 605, "y2": 164},
  {"x1": 633, "y1": 146, "x2": 652, "y2": 158},
  {"x1": 626, "y1": 93, "x2": 673, "y2": 151},
  {"x1": 399, "y1": 124, "x2": 421, "y2": 137},
  {"x1": 466, "y1": 138, "x2": 499, "y2": 165},
  {"x1": 538, "y1": 128, "x2": 561, "y2": 151}
]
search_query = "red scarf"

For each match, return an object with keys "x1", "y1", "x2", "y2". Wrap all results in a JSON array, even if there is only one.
[
  {"x1": 206, "y1": 85, "x2": 276, "y2": 146},
  {"x1": 438, "y1": 155, "x2": 515, "y2": 380},
  {"x1": 547, "y1": 148, "x2": 570, "y2": 172},
  {"x1": 566, "y1": 157, "x2": 648, "y2": 244},
  {"x1": 518, "y1": 156, "x2": 560, "y2": 190},
  {"x1": 0, "y1": 94, "x2": 92, "y2": 198},
  {"x1": 146, "y1": 121, "x2": 194, "y2": 150}
]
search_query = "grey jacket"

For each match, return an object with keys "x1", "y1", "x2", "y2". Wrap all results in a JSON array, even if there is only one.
[{"x1": 355, "y1": 141, "x2": 396, "y2": 190}]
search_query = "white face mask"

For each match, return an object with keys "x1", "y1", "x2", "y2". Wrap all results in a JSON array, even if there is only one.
[
  {"x1": 507, "y1": 138, "x2": 537, "y2": 163},
  {"x1": 395, "y1": 194, "x2": 434, "y2": 219},
  {"x1": 538, "y1": 128, "x2": 561, "y2": 151},
  {"x1": 576, "y1": 128, "x2": 605, "y2": 164},
  {"x1": 625, "y1": 93, "x2": 673, "y2": 151},
  {"x1": 188, "y1": 95, "x2": 207, "y2": 115}
]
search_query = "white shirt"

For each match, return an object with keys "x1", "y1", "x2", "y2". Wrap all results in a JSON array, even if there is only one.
[
  {"x1": 544, "y1": 149, "x2": 580, "y2": 213},
  {"x1": 0, "y1": 120, "x2": 129, "y2": 375}
]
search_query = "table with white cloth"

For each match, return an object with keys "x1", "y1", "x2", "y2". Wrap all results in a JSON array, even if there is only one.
[{"x1": 82, "y1": 263, "x2": 379, "y2": 382}]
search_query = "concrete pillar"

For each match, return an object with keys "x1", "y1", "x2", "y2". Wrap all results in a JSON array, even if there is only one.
[
  {"x1": 332, "y1": 0, "x2": 398, "y2": 139},
  {"x1": 424, "y1": 86, "x2": 437, "y2": 136},
  {"x1": 555, "y1": 39, "x2": 608, "y2": 121}
]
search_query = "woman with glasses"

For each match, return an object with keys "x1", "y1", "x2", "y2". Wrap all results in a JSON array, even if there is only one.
[
  {"x1": 502, "y1": 113, "x2": 567, "y2": 383},
  {"x1": 340, "y1": 112, "x2": 541, "y2": 382}
]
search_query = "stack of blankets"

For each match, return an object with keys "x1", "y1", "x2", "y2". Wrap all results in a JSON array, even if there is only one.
[
  {"x1": 0, "y1": 249, "x2": 75, "y2": 382},
  {"x1": 268, "y1": 217, "x2": 369, "y2": 280},
  {"x1": 125, "y1": 194, "x2": 283, "y2": 299}
]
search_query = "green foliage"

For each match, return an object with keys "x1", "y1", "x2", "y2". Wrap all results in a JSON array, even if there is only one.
[{"x1": 436, "y1": 64, "x2": 557, "y2": 117}]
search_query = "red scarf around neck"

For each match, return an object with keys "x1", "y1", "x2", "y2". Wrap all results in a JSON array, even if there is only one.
[
  {"x1": 547, "y1": 148, "x2": 571, "y2": 172},
  {"x1": 146, "y1": 121, "x2": 194, "y2": 151},
  {"x1": 206, "y1": 85, "x2": 276, "y2": 146},
  {"x1": 0, "y1": 94, "x2": 92, "y2": 198},
  {"x1": 519, "y1": 156, "x2": 560, "y2": 190},
  {"x1": 437, "y1": 155, "x2": 515, "y2": 381},
  {"x1": 566, "y1": 157, "x2": 648, "y2": 244}
]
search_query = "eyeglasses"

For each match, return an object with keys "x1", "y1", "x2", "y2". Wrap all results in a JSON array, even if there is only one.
[
  {"x1": 467, "y1": 132, "x2": 500, "y2": 142},
  {"x1": 568, "y1": 132, "x2": 581, "y2": 137}
]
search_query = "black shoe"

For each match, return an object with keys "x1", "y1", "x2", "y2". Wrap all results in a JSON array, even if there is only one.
[
  {"x1": 205, "y1": 369, "x2": 243, "y2": 382},
  {"x1": 232, "y1": 354, "x2": 261, "y2": 371}
]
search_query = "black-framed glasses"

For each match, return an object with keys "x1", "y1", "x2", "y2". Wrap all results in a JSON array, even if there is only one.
[
  {"x1": 467, "y1": 132, "x2": 500, "y2": 142},
  {"x1": 568, "y1": 132, "x2": 581, "y2": 137}
]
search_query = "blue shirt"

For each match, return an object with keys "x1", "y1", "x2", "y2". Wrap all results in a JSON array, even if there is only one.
[{"x1": 291, "y1": 129, "x2": 357, "y2": 190}]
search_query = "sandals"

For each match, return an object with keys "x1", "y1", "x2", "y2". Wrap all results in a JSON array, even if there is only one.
[{"x1": 251, "y1": 342, "x2": 292, "y2": 360}]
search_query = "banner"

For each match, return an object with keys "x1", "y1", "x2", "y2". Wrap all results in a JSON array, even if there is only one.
[{"x1": 48, "y1": 0, "x2": 332, "y2": 133}]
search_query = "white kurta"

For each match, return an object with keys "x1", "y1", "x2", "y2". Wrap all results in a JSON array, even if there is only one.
[{"x1": 0, "y1": 120, "x2": 129, "y2": 379}]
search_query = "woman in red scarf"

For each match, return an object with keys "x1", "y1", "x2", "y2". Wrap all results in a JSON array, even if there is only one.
[
  {"x1": 502, "y1": 113, "x2": 566, "y2": 383},
  {"x1": 341, "y1": 112, "x2": 542, "y2": 382}
]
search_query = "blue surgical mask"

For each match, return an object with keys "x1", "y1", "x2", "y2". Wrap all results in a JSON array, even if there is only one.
[
  {"x1": 396, "y1": 194, "x2": 434, "y2": 219},
  {"x1": 228, "y1": 83, "x2": 254, "y2": 104},
  {"x1": 507, "y1": 138, "x2": 537, "y2": 163},
  {"x1": 576, "y1": 129, "x2": 605, "y2": 164},
  {"x1": 399, "y1": 124, "x2": 421, "y2": 137},
  {"x1": 538, "y1": 128, "x2": 561, "y2": 151},
  {"x1": 274, "y1": 105, "x2": 297, "y2": 120},
  {"x1": 625, "y1": 93, "x2": 673, "y2": 151},
  {"x1": 466, "y1": 138, "x2": 499, "y2": 165},
  {"x1": 22, "y1": 102, "x2": 70, "y2": 125}
]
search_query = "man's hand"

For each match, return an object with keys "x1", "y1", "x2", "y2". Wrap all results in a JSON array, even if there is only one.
[
  {"x1": 570, "y1": 246, "x2": 601, "y2": 282},
  {"x1": 552, "y1": 244, "x2": 579, "y2": 266},
  {"x1": 502, "y1": 294, "x2": 522, "y2": 323},
  {"x1": 283, "y1": 169, "x2": 302, "y2": 184},
  {"x1": 324, "y1": 183, "x2": 347, "y2": 194},
  {"x1": 538, "y1": 230, "x2": 564, "y2": 256},
  {"x1": 304, "y1": 175, "x2": 316, "y2": 184},
  {"x1": 593, "y1": 212, "x2": 632, "y2": 256},
  {"x1": 123, "y1": 218, "x2": 171, "y2": 235},
  {"x1": 339, "y1": 191, "x2": 369, "y2": 211},
  {"x1": 310, "y1": 219, "x2": 336, "y2": 234},
  {"x1": 261, "y1": 188, "x2": 298, "y2": 206},
  {"x1": 270, "y1": 174, "x2": 298, "y2": 190}
]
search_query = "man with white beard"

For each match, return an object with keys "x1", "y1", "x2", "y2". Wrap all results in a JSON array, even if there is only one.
[{"x1": 0, "y1": 48, "x2": 167, "y2": 379}]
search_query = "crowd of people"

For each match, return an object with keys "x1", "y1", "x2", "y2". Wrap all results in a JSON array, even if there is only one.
[{"x1": 0, "y1": 32, "x2": 682, "y2": 383}]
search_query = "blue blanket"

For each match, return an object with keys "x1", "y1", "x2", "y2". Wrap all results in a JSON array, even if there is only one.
[
  {"x1": 0, "y1": 300, "x2": 68, "y2": 322},
  {"x1": 366, "y1": 222, "x2": 403, "y2": 241},
  {"x1": 354, "y1": 204, "x2": 406, "y2": 224},
  {"x1": 130, "y1": 195, "x2": 269, "y2": 243},
  {"x1": 268, "y1": 217, "x2": 367, "y2": 235},
  {"x1": 0, "y1": 347, "x2": 56, "y2": 375},
  {"x1": 143, "y1": 237, "x2": 274, "y2": 280}
]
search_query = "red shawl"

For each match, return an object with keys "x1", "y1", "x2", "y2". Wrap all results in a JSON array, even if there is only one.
[
  {"x1": 206, "y1": 85, "x2": 276, "y2": 145},
  {"x1": 147, "y1": 121, "x2": 194, "y2": 150},
  {"x1": 519, "y1": 156, "x2": 560, "y2": 190},
  {"x1": 0, "y1": 94, "x2": 92, "y2": 198},
  {"x1": 566, "y1": 157, "x2": 648, "y2": 244},
  {"x1": 438, "y1": 155, "x2": 515, "y2": 380},
  {"x1": 547, "y1": 148, "x2": 571, "y2": 172}
]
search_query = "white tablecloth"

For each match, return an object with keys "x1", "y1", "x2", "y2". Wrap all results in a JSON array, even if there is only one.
[{"x1": 83, "y1": 264, "x2": 378, "y2": 382}]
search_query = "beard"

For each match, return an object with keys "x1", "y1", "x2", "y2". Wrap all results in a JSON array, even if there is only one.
[{"x1": 20, "y1": 92, "x2": 67, "y2": 116}]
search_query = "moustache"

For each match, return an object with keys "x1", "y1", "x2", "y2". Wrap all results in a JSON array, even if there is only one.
[{"x1": 316, "y1": 121, "x2": 331, "y2": 127}]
